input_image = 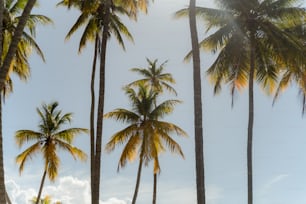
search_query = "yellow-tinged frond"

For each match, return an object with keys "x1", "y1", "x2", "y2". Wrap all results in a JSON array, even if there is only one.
[
  {"x1": 104, "y1": 109, "x2": 139, "y2": 123},
  {"x1": 15, "y1": 130, "x2": 42, "y2": 148},
  {"x1": 117, "y1": 134, "x2": 142, "y2": 171},
  {"x1": 54, "y1": 128, "x2": 88, "y2": 144},
  {"x1": 55, "y1": 139, "x2": 87, "y2": 162},
  {"x1": 105, "y1": 124, "x2": 139, "y2": 153},
  {"x1": 153, "y1": 157, "x2": 160, "y2": 174},
  {"x1": 158, "y1": 130, "x2": 185, "y2": 159},
  {"x1": 155, "y1": 121, "x2": 188, "y2": 138},
  {"x1": 16, "y1": 142, "x2": 41, "y2": 174},
  {"x1": 151, "y1": 99, "x2": 182, "y2": 119},
  {"x1": 43, "y1": 143, "x2": 59, "y2": 181}
]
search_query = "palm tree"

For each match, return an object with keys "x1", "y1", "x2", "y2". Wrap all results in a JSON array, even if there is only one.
[
  {"x1": 0, "y1": 1, "x2": 51, "y2": 202},
  {"x1": 57, "y1": 0, "x2": 135, "y2": 202},
  {"x1": 105, "y1": 83, "x2": 187, "y2": 204},
  {"x1": 15, "y1": 102, "x2": 88, "y2": 204},
  {"x1": 58, "y1": 1, "x2": 152, "y2": 203},
  {"x1": 127, "y1": 58, "x2": 177, "y2": 204},
  {"x1": 0, "y1": 0, "x2": 38, "y2": 91},
  {"x1": 175, "y1": 0, "x2": 206, "y2": 203},
  {"x1": 177, "y1": 1, "x2": 305, "y2": 204}
]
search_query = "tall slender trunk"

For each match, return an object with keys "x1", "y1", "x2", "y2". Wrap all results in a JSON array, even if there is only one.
[
  {"x1": 92, "y1": 1, "x2": 111, "y2": 203},
  {"x1": 35, "y1": 170, "x2": 47, "y2": 204},
  {"x1": 0, "y1": 0, "x2": 3, "y2": 58},
  {"x1": 152, "y1": 173, "x2": 157, "y2": 204},
  {"x1": 131, "y1": 157, "x2": 144, "y2": 204},
  {"x1": 0, "y1": 0, "x2": 37, "y2": 91},
  {"x1": 247, "y1": 34, "x2": 255, "y2": 204},
  {"x1": 0, "y1": 1, "x2": 5, "y2": 202},
  {"x1": 0, "y1": 96, "x2": 6, "y2": 204},
  {"x1": 90, "y1": 35, "x2": 98, "y2": 203},
  {"x1": 188, "y1": 0, "x2": 205, "y2": 203}
]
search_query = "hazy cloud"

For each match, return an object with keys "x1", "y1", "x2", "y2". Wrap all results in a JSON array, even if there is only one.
[
  {"x1": 6, "y1": 176, "x2": 129, "y2": 204},
  {"x1": 6, "y1": 175, "x2": 223, "y2": 204}
]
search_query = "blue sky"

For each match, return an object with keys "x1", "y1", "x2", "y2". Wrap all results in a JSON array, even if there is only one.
[{"x1": 3, "y1": 0, "x2": 306, "y2": 203}]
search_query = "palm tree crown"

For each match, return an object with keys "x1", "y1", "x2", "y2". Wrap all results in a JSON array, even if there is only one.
[
  {"x1": 15, "y1": 102, "x2": 88, "y2": 180},
  {"x1": 105, "y1": 83, "x2": 187, "y2": 204},
  {"x1": 127, "y1": 58, "x2": 177, "y2": 96},
  {"x1": 2, "y1": 0, "x2": 52, "y2": 96},
  {"x1": 105, "y1": 84, "x2": 186, "y2": 169}
]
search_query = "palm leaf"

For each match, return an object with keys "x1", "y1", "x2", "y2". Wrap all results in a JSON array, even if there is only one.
[
  {"x1": 15, "y1": 130, "x2": 42, "y2": 147},
  {"x1": 55, "y1": 139, "x2": 87, "y2": 161},
  {"x1": 105, "y1": 124, "x2": 139, "y2": 152},
  {"x1": 16, "y1": 142, "x2": 41, "y2": 173},
  {"x1": 117, "y1": 133, "x2": 141, "y2": 171},
  {"x1": 53, "y1": 128, "x2": 88, "y2": 144},
  {"x1": 104, "y1": 108, "x2": 140, "y2": 123}
]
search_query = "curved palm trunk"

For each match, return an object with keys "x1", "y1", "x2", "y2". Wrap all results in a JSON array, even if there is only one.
[
  {"x1": 131, "y1": 157, "x2": 144, "y2": 204},
  {"x1": 247, "y1": 35, "x2": 255, "y2": 204},
  {"x1": 5, "y1": 190, "x2": 11, "y2": 204},
  {"x1": 0, "y1": 96, "x2": 6, "y2": 204},
  {"x1": 188, "y1": 0, "x2": 205, "y2": 203},
  {"x1": 90, "y1": 35, "x2": 98, "y2": 202},
  {"x1": 152, "y1": 173, "x2": 157, "y2": 204},
  {"x1": 92, "y1": 1, "x2": 111, "y2": 203},
  {"x1": 35, "y1": 169, "x2": 47, "y2": 204},
  {"x1": 0, "y1": 0, "x2": 37, "y2": 91}
]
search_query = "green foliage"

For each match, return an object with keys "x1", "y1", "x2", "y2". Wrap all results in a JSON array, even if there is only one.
[
  {"x1": 15, "y1": 101, "x2": 88, "y2": 181},
  {"x1": 105, "y1": 83, "x2": 187, "y2": 173}
]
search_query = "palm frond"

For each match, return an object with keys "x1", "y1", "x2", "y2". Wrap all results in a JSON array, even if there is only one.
[
  {"x1": 78, "y1": 18, "x2": 99, "y2": 52},
  {"x1": 43, "y1": 142, "x2": 59, "y2": 181},
  {"x1": 16, "y1": 142, "x2": 41, "y2": 173},
  {"x1": 54, "y1": 128, "x2": 88, "y2": 143},
  {"x1": 158, "y1": 130, "x2": 184, "y2": 158},
  {"x1": 15, "y1": 130, "x2": 42, "y2": 148},
  {"x1": 150, "y1": 99, "x2": 182, "y2": 119},
  {"x1": 117, "y1": 133, "x2": 142, "y2": 171},
  {"x1": 55, "y1": 139, "x2": 87, "y2": 161},
  {"x1": 65, "y1": 13, "x2": 91, "y2": 41},
  {"x1": 104, "y1": 108, "x2": 140, "y2": 123},
  {"x1": 105, "y1": 124, "x2": 139, "y2": 152}
]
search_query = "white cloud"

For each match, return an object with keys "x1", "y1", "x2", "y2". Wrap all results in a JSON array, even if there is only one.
[
  {"x1": 6, "y1": 176, "x2": 129, "y2": 204},
  {"x1": 5, "y1": 179, "x2": 37, "y2": 204},
  {"x1": 6, "y1": 175, "x2": 221, "y2": 204}
]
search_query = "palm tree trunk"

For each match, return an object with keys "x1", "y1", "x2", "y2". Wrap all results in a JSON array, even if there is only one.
[
  {"x1": 0, "y1": 0, "x2": 37, "y2": 91},
  {"x1": 35, "y1": 169, "x2": 47, "y2": 204},
  {"x1": 152, "y1": 173, "x2": 157, "y2": 204},
  {"x1": 5, "y1": 190, "x2": 11, "y2": 204},
  {"x1": 90, "y1": 34, "x2": 98, "y2": 203},
  {"x1": 247, "y1": 35, "x2": 255, "y2": 204},
  {"x1": 0, "y1": 0, "x2": 3, "y2": 58},
  {"x1": 188, "y1": 0, "x2": 205, "y2": 203},
  {"x1": 0, "y1": 1, "x2": 5, "y2": 202},
  {"x1": 131, "y1": 157, "x2": 144, "y2": 204},
  {"x1": 0, "y1": 96, "x2": 6, "y2": 204},
  {"x1": 92, "y1": 1, "x2": 111, "y2": 203}
]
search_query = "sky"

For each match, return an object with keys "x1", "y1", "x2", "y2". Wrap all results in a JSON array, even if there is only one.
[{"x1": 2, "y1": 0, "x2": 306, "y2": 204}]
